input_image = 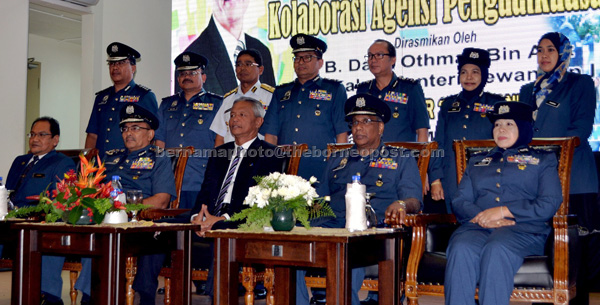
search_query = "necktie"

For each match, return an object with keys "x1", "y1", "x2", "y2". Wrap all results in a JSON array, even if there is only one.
[
  {"x1": 213, "y1": 147, "x2": 243, "y2": 216},
  {"x1": 233, "y1": 39, "x2": 246, "y2": 61},
  {"x1": 10, "y1": 155, "x2": 40, "y2": 200}
]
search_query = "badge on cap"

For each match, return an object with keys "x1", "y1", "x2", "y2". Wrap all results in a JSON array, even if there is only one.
[
  {"x1": 297, "y1": 36, "x2": 305, "y2": 45},
  {"x1": 498, "y1": 105, "x2": 510, "y2": 115},
  {"x1": 112, "y1": 44, "x2": 118, "y2": 53},
  {"x1": 126, "y1": 105, "x2": 134, "y2": 114},
  {"x1": 469, "y1": 51, "x2": 479, "y2": 59},
  {"x1": 183, "y1": 54, "x2": 190, "y2": 63},
  {"x1": 356, "y1": 97, "x2": 366, "y2": 108}
]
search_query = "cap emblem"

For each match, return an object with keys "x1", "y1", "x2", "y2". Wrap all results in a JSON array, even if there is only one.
[
  {"x1": 498, "y1": 105, "x2": 510, "y2": 115},
  {"x1": 469, "y1": 51, "x2": 479, "y2": 59},
  {"x1": 297, "y1": 36, "x2": 305, "y2": 45},
  {"x1": 126, "y1": 105, "x2": 134, "y2": 114},
  {"x1": 183, "y1": 54, "x2": 190, "y2": 63},
  {"x1": 111, "y1": 44, "x2": 118, "y2": 53},
  {"x1": 356, "y1": 97, "x2": 366, "y2": 108}
]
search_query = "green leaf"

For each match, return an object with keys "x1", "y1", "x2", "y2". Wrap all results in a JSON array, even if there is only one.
[{"x1": 67, "y1": 206, "x2": 84, "y2": 225}]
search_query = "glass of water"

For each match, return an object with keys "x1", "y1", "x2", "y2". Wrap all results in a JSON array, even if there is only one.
[{"x1": 126, "y1": 190, "x2": 143, "y2": 222}]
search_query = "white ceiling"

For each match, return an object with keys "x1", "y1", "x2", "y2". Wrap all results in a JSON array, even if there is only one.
[{"x1": 29, "y1": 3, "x2": 82, "y2": 45}]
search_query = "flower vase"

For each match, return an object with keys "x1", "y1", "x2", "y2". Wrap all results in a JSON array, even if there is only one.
[
  {"x1": 270, "y1": 208, "x2": 295, "y2": 231},
  {"x1": 62, "y1": 210, "x2": 94, "y2": 225},
  {"x1": 102, "y1": 210, "x2": 128, "y2": 224}
]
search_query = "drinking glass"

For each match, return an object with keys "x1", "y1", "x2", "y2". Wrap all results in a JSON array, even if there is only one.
[{"x1": 126, "y1": 190, "x2": 143, "y2": 222}]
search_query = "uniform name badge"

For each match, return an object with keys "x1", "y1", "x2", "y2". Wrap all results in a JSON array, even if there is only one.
[
  {"x1": 384, "y1": 92, "x2": 408, "y2": 104},
  {"x1": 119, "y1": 95, "x2": 140, "y2": 103},
  {"x1": 474, "y1": 157, "x2": 492, "y2": 166},
  {"x1": 193, "y1": 103, "x2": 214, "y2": 111},
  {"x1": 131, "y1": 157, "x2": 154, "y2": 170},
  {"x1": 369, "y1": 158, "x2": 398, "y2": 170},
  {"x1": 309, "y1": 89, "x2": 332, "y2": 101},
  {"x1": 546, "y1": 100, "x2": 559, "y2": 108}
]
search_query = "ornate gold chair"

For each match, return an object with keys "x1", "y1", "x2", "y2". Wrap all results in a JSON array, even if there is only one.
[{"x1": 401, "y1": 137, "x2": 579, "y2": 305}]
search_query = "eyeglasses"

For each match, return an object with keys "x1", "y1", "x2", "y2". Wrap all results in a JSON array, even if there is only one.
[
  {"x1": 348, "y1": 118, "x2": 383, "y2": 128},
  {"x1": 107, "y1": 60, "x2": 130, "y2": 67},
  {"x1": 178, "y1": 70, "x2": 201, "y2": 78},
  {"x1": 27, "y1": 132, "x2": 52, "y2": 138},
  {"x1": 120, "y1": 126, "x2": 151, "y2": 133},
  {"x1": 365, "y1": 53, "x2": 391, "y2": 60},
  {"x1": 235, "y1": 62, "x2": 260, "y2": 68},
  {"x1": 293, "y1": 55, "x2": 319, "y2": 63}
]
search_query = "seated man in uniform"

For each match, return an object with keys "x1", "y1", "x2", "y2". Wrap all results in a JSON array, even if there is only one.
[
  {"x1": 191, "y1": 97, "x2": 286, "y2": 298},
  {"x1": 77, "y1": 104, "x2": 177, "y2": 305},
  {"x1": 5, "y1": 117, "x2": 77, "y2": 305},
  {"x1": 296, "y1": 94, "x2": 423, "y2": 305}
]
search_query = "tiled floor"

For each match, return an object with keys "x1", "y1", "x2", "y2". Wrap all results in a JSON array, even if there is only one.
[{"x1": 0, "y1": 270, "x2": 598, "y2": 304}]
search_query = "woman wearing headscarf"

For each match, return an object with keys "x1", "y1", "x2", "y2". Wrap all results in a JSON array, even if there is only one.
[
  {"x1": 519, "y1": 32, "x2": 599, "y2": 303},
  {"x1": 445, "y1": 101, "x2": 562, "y2": 305},
  {"x1": 429, "y1": 48, "x2": 505, "y2": 213}
]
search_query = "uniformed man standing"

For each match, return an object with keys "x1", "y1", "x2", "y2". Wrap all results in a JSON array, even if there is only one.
[
  {"x1": 296, "y1": 94, "x2": 423, "y2": 305},
  {"x1": 262, "y1": 34, "x2": 348, "y2": 180},
  {"x1": 210, "y1": 49, "x2": 274, "y2": 146},
  {"x1": 155, "y1": 51, "x2": 222, "y2": 209},
  {"x1": 85, "y1": 42, "x2": 158, "y2": 158},
  {"x1": 357, "y1": 39, "x2": 430, "y2": 142}
]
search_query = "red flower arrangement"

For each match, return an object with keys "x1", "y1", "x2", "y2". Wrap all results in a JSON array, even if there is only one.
[{"x1": 8, "y1": 154, "x2": 147, "y2": 224}]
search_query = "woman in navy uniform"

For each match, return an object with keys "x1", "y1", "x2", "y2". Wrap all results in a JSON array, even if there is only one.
[
  {"x1": 519, "y1": 32, "x2": 599, "y2": 302},
  {"x1": 445, "y1": 102, "x2": 562, "y2": 305},
  {"x1": 429, "y1": 48, "x2": 505, "y2": 213},
  {"x1": 296, "y1": 94, "x2": 422, "y2": 305}
]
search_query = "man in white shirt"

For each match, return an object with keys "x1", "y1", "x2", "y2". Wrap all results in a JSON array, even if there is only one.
[{"x1": 211, "y1": 49, "x2": 274, "y2": 146}]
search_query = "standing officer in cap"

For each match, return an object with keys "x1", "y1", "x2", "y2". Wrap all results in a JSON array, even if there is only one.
[
  {"x1": 296, "y1": 94, "x2": 423, "y2": 305},
  {"x1": 155, "y1": 51, "x2": 222, "y2": 209},
  {"x1": 262, "y1": 33, "x2": 348, "y2": 180},
  {"x1": 357, "y1": 39, "x2": 429, "y2": 143},
  {"x1": 445, "y1": 101, "x2": 561, "y2": 305},
  {"x1": 429, "y1": 48, "x2": 505, "y2": 213},
  {"x1": 211, "y1": 49, "x2": 274, "y2": 146},
  {"x1": 85, "y1": 42, "x2": 158, "y2": 158}
]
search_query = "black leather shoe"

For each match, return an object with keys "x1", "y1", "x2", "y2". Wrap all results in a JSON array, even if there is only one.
[
  {"x1": 254, "y1": 287, "x2": 267, "y2": 299},
  {"x1": 360, "y1": 297, "x2": 379, "y2": 305},
  {"x1": 310, "y1": 295, "x2": 327, "y2": 305},
  {"x1": 80, "y1": 293, "x2": 91, "y2": 305},
  {"x1": 40, "y1": 293, "x2": 64, "y2": 305}
]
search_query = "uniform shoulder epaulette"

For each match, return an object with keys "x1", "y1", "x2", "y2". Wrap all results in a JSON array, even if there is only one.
[
  {"x1": 484, "y1": 92, "x2": 507, "y2": 101},
  {"x1": 397, "y1": 76, "x2": 419, "y2": 84},
  {"x1": 150, "y1": 146, "x2": 164, "y2": 153},
  {"x1": 105, "y1": 148, "x2": 125, "y2": 156},
  {"x1": 260, "y1": 83, "x2": 275, "y2": 93},
  {"x1": 205, "y1": 91, "x2": 223, "y2": 99},
  {"x1": 322, "y1": 77, "x2": 343, "y2": 84},
  {"x1": 277, "y1": 81, "x2": 294, "y2": 88},
  {"x1": 223, "y1": 88, "x2": 238, "y2": 98},
  {"x1": 95, "y1": 87, "x2": 112, "y2": 96},
  {"x1": 357, "y1": 80, "x2": 371, "y2": 88},
  {"x1": 162, "y1": 94, "x2": 178, "y2": 101},
  {"x1": 136, "y1": 84, "x2": 152, "y2": 92}
]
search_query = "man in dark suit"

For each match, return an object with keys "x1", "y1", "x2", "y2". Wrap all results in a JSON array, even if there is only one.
[
  {"x1": 5, "y1": 117, "x2": 77, "y2": 305},
  {"x1": 180, "y1": 0, "x2": 275, "y2": 96},
  {"x1": 190, "y1": 97, "x2": 285, "y2": 298}
]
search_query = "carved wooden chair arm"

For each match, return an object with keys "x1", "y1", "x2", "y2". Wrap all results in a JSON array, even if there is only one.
[{"x1": 138, "y1": 208, "x2": 190, "y2": 221}]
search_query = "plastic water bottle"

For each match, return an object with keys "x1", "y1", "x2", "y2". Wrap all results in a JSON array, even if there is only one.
[
  {"x1": 110, "y1": 175, "x2": 126, "y2": 204},
  {"x1": 0, "y1": 177, "x2": 8, "y2": 219},
  {"x1": 345, "y1": 173, "x2": 367, "y2": 231}
]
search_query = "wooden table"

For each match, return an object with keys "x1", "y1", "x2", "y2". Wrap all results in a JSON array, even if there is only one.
[
  {"x1": 206, "y1": 227, "x2": 405, "y2": 305},
  {"x1": 11, "y1": 221, "x2": 199, "y2": 305}
]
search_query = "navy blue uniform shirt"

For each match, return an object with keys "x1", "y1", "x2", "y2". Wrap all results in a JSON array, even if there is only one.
[
  {"x1": 103, "y1": 145, "x2": 176, "y2": 200},
  {"x1": 86, "y1": 80, "x2": 159, "y2": 157},
  {"x1": 155, "y1": 89, "x2": 223, "y2": 191},
  {"x1": 357, "y1": 74, "x2": 430, "y2": 142},
  {"x1": 317, "y1": 143, "x2": 423, "y2": 228},
  {"x1": 261, "y1": 76, "x2": 348, "y2": 180}
]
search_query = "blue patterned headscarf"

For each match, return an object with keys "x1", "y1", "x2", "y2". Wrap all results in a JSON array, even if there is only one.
[{"x1": 532, "y1": 32, "x2": 573, "y2": 116}]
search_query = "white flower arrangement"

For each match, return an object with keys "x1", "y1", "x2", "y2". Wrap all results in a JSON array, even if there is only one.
[{"x1": 229, "y1": 172, "x2": 334, "y2": 231}]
